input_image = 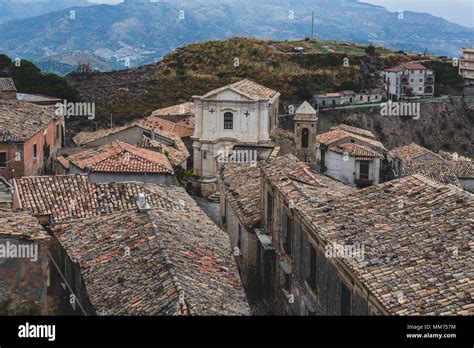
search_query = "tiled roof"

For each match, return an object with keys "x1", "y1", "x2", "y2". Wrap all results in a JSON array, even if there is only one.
[
  {"x1": 202, "y1": 79, "x2": 280, "y2": 102},
  {"x1": 13, "y1": 174, "x2": 183, "y2": 224},
  {"x1": 51, "y1": 186, "x2": 250, "y2": 316},
  {"x1": 303, "y1": 175, "x2": 473, "y2": 315},
  {"x1": 0, "y1": 78, "x2": 17, "y2": 92},
  {"x1": 67, "y1": 140, "x2": 173, "y2": 174},
  {"x1": 385, "y1": 62, "x2": 430, "y2": 73},
  {"x1": 72, "y1": 124, "x2": 139, "y2": 146},
  {"x1": 329, "y1": 142, "x2": 384, "y2": 160},
  {"x1": 136, "y1": 116, "x2": 194, "y2": 138},
  {"x1": 260, "y1": 154, "x2": 354, "y2": 213},
  {"x1": 73, "y1": 104, "x2": 195, "y2": 146},
  {"x1": 332, "y1": 124, "x2": 376, "y2": 139},
  {"x1": 388, "y1": 143, "x2": 443, "y2": 162},
  {"x1": 56, "y1": 155, "x2": 70, "y2": 169},
  {"x1": 0, "y1": 209, "x2": 49, "y2": 240},
  {"x1": 0, "y1": 101, "x2": 59, "y2": 142},
  {"x1": 218, "y1": 163, "x2": 261, "y2": 229},
  {"x1": 402, "y1": 160, "x2": 474, "y2": 187},
  {"x1": 316, "y1": 125, "x2": 386, "y2": 151},
  {"x1": 151, "y1": 102, "x2": 195, "y2": 117},
  {"x1": 141, "y1": 135, "x2": 190, "y2": 167}
]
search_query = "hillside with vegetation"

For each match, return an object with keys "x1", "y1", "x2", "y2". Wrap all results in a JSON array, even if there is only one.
[
  {"x1": 0, "y1": 55, "x2": 78, "y2": 101},
  {"x1": 67, "y1": 37, "x2": 462, "y2": 126}
]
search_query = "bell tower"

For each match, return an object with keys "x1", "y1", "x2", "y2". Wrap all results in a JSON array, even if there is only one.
[{"x1": 294, "y1": 101, "x2": 318, "y2": 163}]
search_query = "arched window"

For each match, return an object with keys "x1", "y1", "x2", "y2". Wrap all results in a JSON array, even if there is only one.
[
  {"x1": 301, "y1": 128, "x2": 309, "y2": 148},
  {"x1": 224, "y1": 112, "x2": 233, "y2": 130}
]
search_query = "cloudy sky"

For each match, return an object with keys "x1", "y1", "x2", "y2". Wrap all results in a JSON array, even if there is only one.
[{"x1": 87, "y1": 0, "x2": 474, "y2": 28}]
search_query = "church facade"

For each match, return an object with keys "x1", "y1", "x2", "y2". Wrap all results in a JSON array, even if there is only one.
[{"x1": 192, "y1": 80, "x2": 280, "y2": 189}]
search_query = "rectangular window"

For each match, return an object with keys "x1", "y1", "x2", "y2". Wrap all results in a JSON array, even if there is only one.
[
  {"x1": 56, "y1": 124, "x2": 60, "y2": 140},
  {"x1": 359, "y1": 161, "x2": 369, "y2": 180},
  {"x1": 224, "y1": 112, "x2": 233, "y2": 130},
  {"x1": 341, "y1": 282, "x2": 352, "y2": 315},
  {"x1": 283, "y1": 215, "x2": 292, "y2": 255},
  {"x1": 267, "y1": 191, "x2": 273, "y2": 226},
  {"x1": 33, "y1": 143, "x2": 38, "y2": 160},
  {"x1": 309, "y1": 244, "x2": 317, "y2": 290},
  {"x1": 0, "y1": 152, "x2": 6, "y2": 168}
]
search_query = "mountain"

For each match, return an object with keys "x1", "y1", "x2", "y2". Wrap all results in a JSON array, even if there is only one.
[
  {"x1": 0, "y1": 0, "x2": 91, "y2": 25},
  {"x1": 0, "y1": 0, "x2": 472, "y2": 74}
]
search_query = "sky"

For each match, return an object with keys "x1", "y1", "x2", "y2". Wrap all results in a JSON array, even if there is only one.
[
  {"x1": 87, "y1": 0, "x2": 474, "y2": 28},
  {"x1": 360, "y1": 0, "x2": 474, "y2": 27}
]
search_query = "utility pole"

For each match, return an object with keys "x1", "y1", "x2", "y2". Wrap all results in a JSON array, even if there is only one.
[{"x1": 311, "y1": 12, "x2": 314, "y2": 39}]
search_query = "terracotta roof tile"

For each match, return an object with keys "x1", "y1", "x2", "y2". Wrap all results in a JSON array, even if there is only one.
[
  {"x1": 402, "y1": 160, "x2": 474, "y2": 187},
  {"x1": 0, "y1": 210, "x2": 49, "y2": 240},
  {"x1": 13, "y1": 175, "x2": 181, "y2": 224},
  {"x1": 317, "y1": 125, "x2": 386, "y2": 151},
  {"x1": 385, "y1": 62, "x2": 430, "y2": 73},
  {"x1": 388, "y1": 143, "x2": 443, "y2": 162},
  {"x1": 0, "y1": 101, "x2": 60, "y2": 141},
  {"x1": 218, "y1": 163, "x2": 261, "y2": 229},
  {"x1": 67, "y1": 140, "x2": 173, "y2": 174},
  {"x1": 51, "y1": 186, "x2": 250, "y2": 315},
  {"x1": 330, "y1": 142, "x2": 384, "y2": 159},
  {"x1": 303, "y1": 175, "x2": 473, "y2": 315},
  {"x1": 151, "y1": 102, "x2": 195, "y2": 117}
]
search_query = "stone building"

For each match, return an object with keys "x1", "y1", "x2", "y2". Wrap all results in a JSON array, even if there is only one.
[
  {"x1": 384, "y1": 62, "x2": 435, "y2": 101},
  {"x1": 192, "y1": 79, "x2": 280, "y2": 196},
  {"x1": 0, "y1": 101, "x2": 64, "y2": 179},
  {"x1": 258, "y1": 154, "x2": 473, "y2": 315},
  {"x1": 0, "y1": 210, "x2": 51, "y2": 314},
  {"x1": 294, "y1": 101, "x2": 318, "y2": 164},
  {"x1": 316, "y1": 124, "x2": 386, "y2": 187},
  {"x1": 56, "y1": 140, "x2": 175, "y2": 185}
]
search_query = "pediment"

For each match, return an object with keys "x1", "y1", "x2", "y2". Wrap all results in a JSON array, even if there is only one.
[{"x1": 202, "y1": 87, "x2": 256, "y2": 101}]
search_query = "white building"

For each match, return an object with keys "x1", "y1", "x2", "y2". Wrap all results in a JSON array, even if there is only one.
[
  {"x1": 316, "y1": 124, "x2": 386, "y2": 187},
  {"x1": 192, "y1": 80, "x2": 280, "y2": 194},
  {"x1": 384, "y1": 63, "x2": 435, "y2": 101},
  {"x1": 460, "y1": 48, "x2": 474, "y2": 89}
]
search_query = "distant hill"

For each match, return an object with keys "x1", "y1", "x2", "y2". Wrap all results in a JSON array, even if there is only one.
[
  {"x1": 66, "y1": 37, "x2": 461, "y2": 125},
  {"x1": 0, "y1": 0, "x2": 472, "y2": 74}
]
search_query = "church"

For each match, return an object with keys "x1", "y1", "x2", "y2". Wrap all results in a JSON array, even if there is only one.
[{"x1": 192, "y1": 79, "x2": 280, "y2": 194}]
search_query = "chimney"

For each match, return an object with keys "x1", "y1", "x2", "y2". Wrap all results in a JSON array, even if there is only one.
[{"x1": 137, "y1": 192, "x2": 151, "y2": 211}]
